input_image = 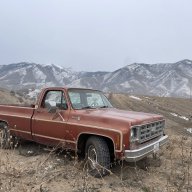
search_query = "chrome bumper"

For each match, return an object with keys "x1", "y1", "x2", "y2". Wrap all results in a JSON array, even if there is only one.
[{"x1": 124, "y1": 135, "x2": 168, "y2": 162}]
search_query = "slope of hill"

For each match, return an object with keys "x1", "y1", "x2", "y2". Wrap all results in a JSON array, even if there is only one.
[
  {"x1": 109, "y1": 93, "x2": 192, "y2": 136},
  {"x1": 0, "y1": 59, "x2": 192, "y2": 97},
  {"x1": 0, "y1": 88, "x2": 30, "y2": 105}
]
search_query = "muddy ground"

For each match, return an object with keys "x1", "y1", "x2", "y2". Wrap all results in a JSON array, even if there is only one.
[{"x1": 0, "y1": 94, "x2": 192, "y2": 192}]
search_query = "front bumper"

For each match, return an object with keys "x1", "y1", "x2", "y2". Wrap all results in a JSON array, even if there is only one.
[{"x1": 124, "y1": 135, "x2": 168, "y2": 162}]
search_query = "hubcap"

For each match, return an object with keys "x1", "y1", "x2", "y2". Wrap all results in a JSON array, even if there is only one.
[{"x1": 87, "y1": 145, "x2": 98, "y2": 170}]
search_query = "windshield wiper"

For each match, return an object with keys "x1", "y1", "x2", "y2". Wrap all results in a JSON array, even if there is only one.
[
  {"x1": 81, "y1": 105, "x2": 109, "y2": 109},
  {"x1": 81, "y1": 106, "x2": 95, "y2": 109},
  {"x1": 99, "y1": 105, "x2": 109, "y2": 108}
]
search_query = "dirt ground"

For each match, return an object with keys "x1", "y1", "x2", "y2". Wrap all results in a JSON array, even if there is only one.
[{"x1": 0, "y1": 94, "x2": 192, "y2": 192}]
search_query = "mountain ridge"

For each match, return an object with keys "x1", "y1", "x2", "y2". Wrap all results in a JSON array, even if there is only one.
[{"x1": 0, "y1": 59, "x2": 192, "y2": 98}]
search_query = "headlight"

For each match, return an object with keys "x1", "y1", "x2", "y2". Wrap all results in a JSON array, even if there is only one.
[{"x1": 130, "y1": 126, "x2": 139, "y2": 142}]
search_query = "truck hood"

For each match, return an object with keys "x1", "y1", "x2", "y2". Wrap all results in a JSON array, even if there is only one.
[
  {"x1": 108, "y1": 108, "x2": 162, "y2": 124},
  {"x1": 82, "y1": 108, "x2": 164, "y2": 127}
]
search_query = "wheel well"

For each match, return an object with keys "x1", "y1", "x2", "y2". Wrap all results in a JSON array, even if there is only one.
[{"x1": 77, "y1": 134, "x2": 115, "y2": 161}]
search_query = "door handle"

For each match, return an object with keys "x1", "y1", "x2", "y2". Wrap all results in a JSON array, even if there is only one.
[{"x1": 71, "y1": 116, "x2": 81, "y2": 121}]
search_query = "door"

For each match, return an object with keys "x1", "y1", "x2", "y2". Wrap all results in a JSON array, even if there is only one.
[{"x1": 32, "y1": 90, "x2": 71, "y2": 147}]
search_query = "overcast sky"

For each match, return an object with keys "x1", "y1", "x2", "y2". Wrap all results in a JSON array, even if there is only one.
[{"x1": 0, "y1": 0, "x2": 191, "y2": 72}]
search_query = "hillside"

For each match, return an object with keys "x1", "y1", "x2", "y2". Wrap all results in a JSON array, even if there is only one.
[
  {"x1": 0, "y1": 59, "x2": 192, "y2": 98},
  {"x1": 109, "y1": 94, "x2": 192, "y2": 136},
  {"x1": 0, "y1": 88, "x2": 29, "y2": 105}
]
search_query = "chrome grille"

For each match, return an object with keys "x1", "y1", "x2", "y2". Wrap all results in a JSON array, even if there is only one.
[{"x1": 138, "y1": 120, "x2": 165, "y2": 143}]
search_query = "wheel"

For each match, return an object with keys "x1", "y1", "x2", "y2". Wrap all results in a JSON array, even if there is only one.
[
  {"x1": 85, "y1": 136, "x2": 110, "y2": 178},
  {"x1": 0, "y1": 122, "x2": 11, "y2": 149}
]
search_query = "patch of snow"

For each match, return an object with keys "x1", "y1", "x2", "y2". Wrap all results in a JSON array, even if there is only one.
[
  {"x1": 175, "y1": 83, "x2": 190, "y2": 96},
  {"x1": 129, "y1": 95, "x2": 142, "y2": 101},
  {"x1": 170, "y1": 113, "x2": 178, "y2": 117},
  {"x1": 186, "y1": 128, "x2": 192, "y2": 134},
  {"x1": 120, "y1": 81, "x2": 131, "y2": 88},
  {"x1": 103, "y1": 73, "x2": 112, "y2": 81},
  {"x1": 28, "y1": 89, "x2": 40, "y2": 99},
  {"x1": 41, "y1": 63, "x2": 52, "y2": 67},
  {"x1": 186, "y1": 60, "x2": 192, "y2": 64},
  {"x1": 33, "y1": 67, "x2": 46, "y2": 82},
  {"x1": 170, "y1": 113, "x2": 189, "y2": 121},
  {"x1": 136, "y1": 66, "x2": 152, "y2": 78},
  {"x1": 52, "y1": 64, "x2": 63, "y2": 70},
  {"x1": 104, "y1": 71, "x2": 122, "y2": 83},
  {"x1": 27, "y1": 151, "x2": 34, "y2": 154},
  {"x1": 180, "y1": 116, "x2": 189, "y2": 121},
  {"x1": 126, "y1": 63, "x2": 139, "y2": 71},
  {"x1": 68, "y1": 79, "x2": 87, "y2": 88}
]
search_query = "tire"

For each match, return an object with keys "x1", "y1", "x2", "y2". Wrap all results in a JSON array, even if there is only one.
[
  {"x1": 0, "y1": 122, "x2": 11, "y2": 149},
  {"x1": 85, "y1": 136, "x2": 111, "y2": 178}
]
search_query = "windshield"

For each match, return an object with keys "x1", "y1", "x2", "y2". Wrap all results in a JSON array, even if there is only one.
[{"x1": 68, "y1": 89, "x2": 113, "y2": 110}]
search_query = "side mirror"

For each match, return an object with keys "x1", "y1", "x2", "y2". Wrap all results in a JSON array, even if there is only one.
[{"x1": 31, "y1": 104, "x2": 36, "y2": 108}]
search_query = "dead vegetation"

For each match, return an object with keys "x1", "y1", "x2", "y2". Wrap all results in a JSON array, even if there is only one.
[
  {"x1": 0, "y1": 93, "x2": 192, "y2": 192},
  {"x1": 0, "y1": 88, "x2": 32, "y2": 105}
]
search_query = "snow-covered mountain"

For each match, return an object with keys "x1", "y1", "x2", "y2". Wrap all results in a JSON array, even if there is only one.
[
  {"x1": 0, "y1": 62, "x2": 77, "y2": 89},
  {"x1": 68, "y1": 59, "x2": 192, "y2": 97},
  {"x1": 0, "y1": 60, "x2": 192, "y2": 98}
]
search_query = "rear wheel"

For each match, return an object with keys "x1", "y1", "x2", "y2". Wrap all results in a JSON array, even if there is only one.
[
  {"x1": 0, "y1": 122, "x2": 12, "y2": 149},
  {"x1": 85, "y1": 136, "x2": 111, "y2": 178}
]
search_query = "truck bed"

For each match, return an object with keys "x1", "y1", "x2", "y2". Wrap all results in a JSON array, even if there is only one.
[{"x1": 0, "y1": 105, "x2": 35, "y2": 140}]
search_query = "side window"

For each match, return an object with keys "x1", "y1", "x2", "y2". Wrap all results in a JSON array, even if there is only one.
[{"x1": 42, "y1": 91, "x2": 67, "y2": 110}]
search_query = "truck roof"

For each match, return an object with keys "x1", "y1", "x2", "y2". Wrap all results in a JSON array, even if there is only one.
[{"x1": 41, "y1": 87, "x2": 102, "y2": 92}]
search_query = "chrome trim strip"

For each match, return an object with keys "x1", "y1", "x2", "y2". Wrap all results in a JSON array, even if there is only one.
[
  {"x1": 10, "y1": 129, "x2": 31, "y2": 135},
  {"x1": 32, "y1": 118, "x2": 67, "y2": 123},
  {"x1": 0, "y1": 114, "x2": 32, "y2": 119},
  {"x1": 10, "y1": 128, "x2": 76, "y2": 143},
  {"x1": 32, "y1": 133, "x2": 76, "y2": 143},
  {"x1": 0, "y1": 105, "x2": 33, "y2": 109}
]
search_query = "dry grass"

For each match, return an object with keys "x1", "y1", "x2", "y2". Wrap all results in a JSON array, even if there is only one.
[
  {"x1": 0, "y1": 89, "x2": 32, "y2": 105},
  {"x1": 0, "y1": 136, "x2": 191, "y2": 192},
  {"x1": 0, "y1": 93, "x2": 192, "y2": 191}
]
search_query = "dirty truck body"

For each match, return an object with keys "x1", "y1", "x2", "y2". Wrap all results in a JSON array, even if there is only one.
[{"x1": 0, "y1": 87, "x2": 168, "y2": 176}]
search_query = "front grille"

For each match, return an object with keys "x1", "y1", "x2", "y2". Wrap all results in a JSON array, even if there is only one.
[{"x1": 138, "y1": 120, "x2": 165, "y2": 143}]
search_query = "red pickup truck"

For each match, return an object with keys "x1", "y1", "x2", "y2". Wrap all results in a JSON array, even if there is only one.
[{"x1": 0, "y1": 87, "x2": 168, "y2": 177}]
